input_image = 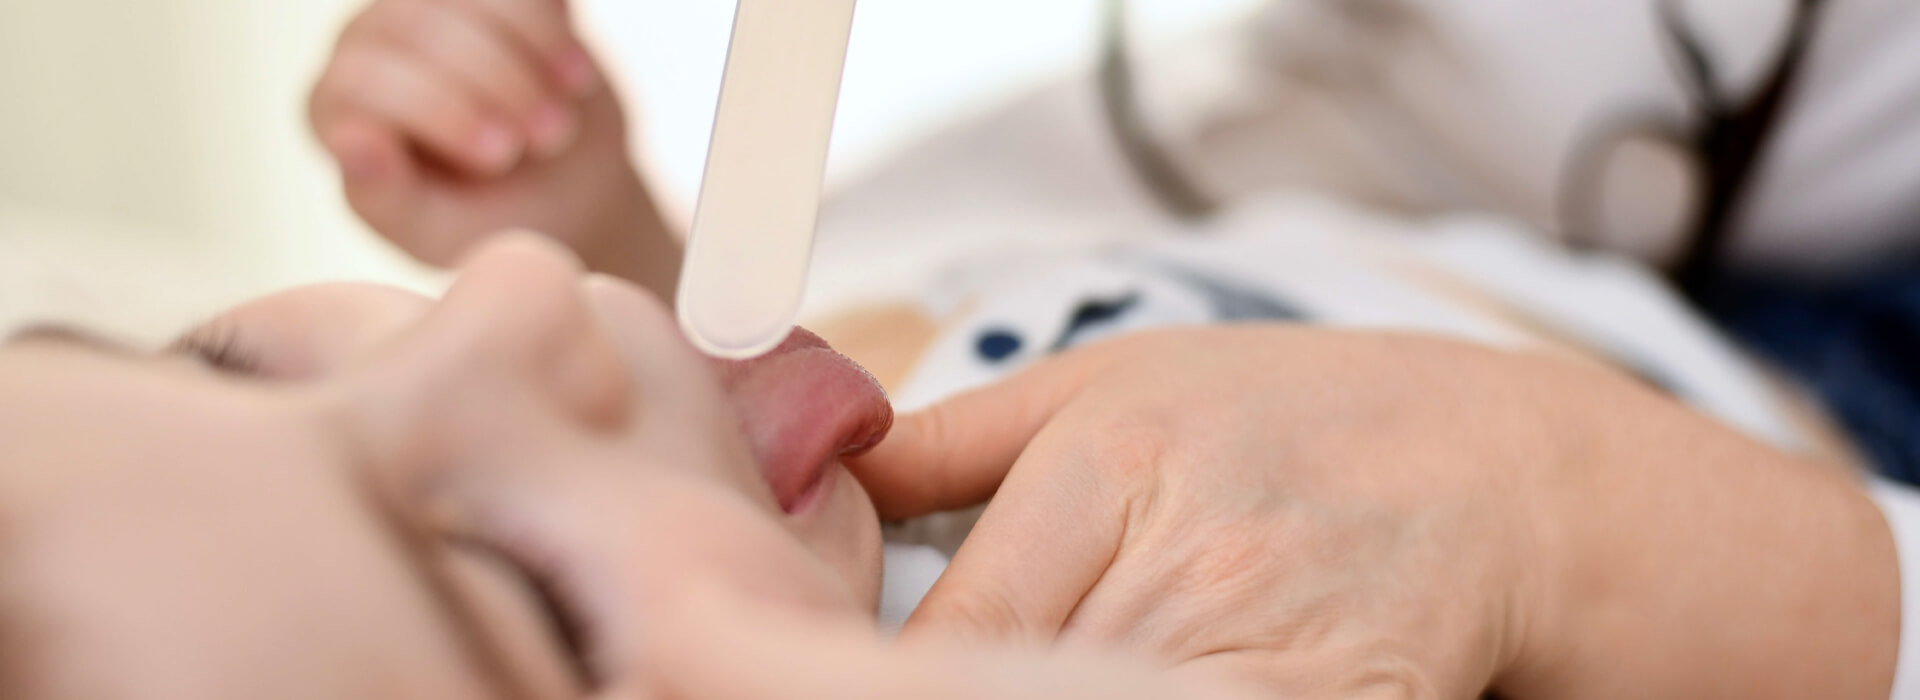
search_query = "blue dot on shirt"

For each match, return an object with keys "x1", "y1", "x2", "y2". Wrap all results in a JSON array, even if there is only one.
[{"x1": 976, "y1": 329, "x2": 1024, "y2": 363}]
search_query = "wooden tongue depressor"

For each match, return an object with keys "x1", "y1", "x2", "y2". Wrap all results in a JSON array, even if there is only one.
[{"x1": 676, "y1": 0, "x2": 859, "y2": 359}]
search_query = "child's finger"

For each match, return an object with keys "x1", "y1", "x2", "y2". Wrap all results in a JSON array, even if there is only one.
[
  {"x1": 374, "y1": 0, "x2": 576, "y2": 155},
  {"x1": 464, "y1": 0, "x2": 600, "y2": 97},
  {"x1": 313, "y1": 43, "x2": 522, "y2": 177},
  {"x1": 319, "y1": 117, "x2": 462, "y2": 262},
  {"x1": 314, "y1": 113, "x2": 414, "y2": 186}
]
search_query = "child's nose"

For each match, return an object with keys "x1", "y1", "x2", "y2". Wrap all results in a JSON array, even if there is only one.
[{"x1": 416, "y1": 233, "x2": 635, "y2": 433}]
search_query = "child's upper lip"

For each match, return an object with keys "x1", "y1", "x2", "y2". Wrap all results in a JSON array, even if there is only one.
[{"x1": 711, "y1": 328, "x2": 893, "y2": 513}]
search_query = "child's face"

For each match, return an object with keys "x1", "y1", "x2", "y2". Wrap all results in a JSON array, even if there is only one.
[
  {"x1": 0, "y1": 236, "x2": 889, "y2": 697},
  {"x1": 168, "y1": 278, "x2": 893, "y2": 607}
]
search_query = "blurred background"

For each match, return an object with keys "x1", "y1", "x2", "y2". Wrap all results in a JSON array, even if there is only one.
[
  {"x1": 7, "y1": 0, "x2": 1914, "y2": 482},
  {"x1": 0, "y1": 0, "x2": 1263, "y2": 340}
]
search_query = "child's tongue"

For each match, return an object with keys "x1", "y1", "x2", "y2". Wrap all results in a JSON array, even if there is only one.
[{"x1": 711, "y1": 329, "x2": 893, "y2": 513}]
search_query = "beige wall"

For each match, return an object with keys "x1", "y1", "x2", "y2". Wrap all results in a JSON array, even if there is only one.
[
  {"x1": 0, "y1": 0, "x2": 402, "y2": 268},
  {"x1": 0, "y1": 0, "x2": 430, "y2": 340}
]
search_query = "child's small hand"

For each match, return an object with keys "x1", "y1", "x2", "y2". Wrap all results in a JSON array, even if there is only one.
[{"x1": 310, "y1": 0, "x2": 673, "y2": 287}]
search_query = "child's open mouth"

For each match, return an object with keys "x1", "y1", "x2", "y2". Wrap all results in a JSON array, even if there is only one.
[{"x1": 711, "y1": 329, "x2": 893, "y2": 514}]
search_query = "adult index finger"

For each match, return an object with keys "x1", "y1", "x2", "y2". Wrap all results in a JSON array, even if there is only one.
[
  {"x1": 896, "y1": 417, "x2": 1137, "y2": 646},
  {"x1": 844, "y1": 349, "x2": 1109, "y2": 521}
]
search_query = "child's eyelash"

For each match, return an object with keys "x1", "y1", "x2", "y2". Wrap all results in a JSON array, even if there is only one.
[{"x1": 171, "y1": 323, "x2": 263, "y2": 376}]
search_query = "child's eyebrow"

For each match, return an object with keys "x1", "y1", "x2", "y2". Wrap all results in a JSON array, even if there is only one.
[
  {"x1": 5, "y1": 320, "x2": 268, "y2": 373},
  {"x1": 3, "y1": 324, "x2": 141, "y2": 358}
]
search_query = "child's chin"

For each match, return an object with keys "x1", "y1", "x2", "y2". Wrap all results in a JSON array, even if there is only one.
[{"x1": 788, "y1": 463, "x2": 886, "y2": 614}]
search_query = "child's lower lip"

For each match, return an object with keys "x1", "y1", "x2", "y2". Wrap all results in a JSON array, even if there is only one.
[{"x1": 783, "y1": 461, "x2": 836, "y2": 516}]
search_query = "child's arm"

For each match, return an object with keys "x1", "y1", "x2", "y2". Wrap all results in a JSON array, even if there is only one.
[{"x1": 309, "y1": 0, "x2": 680, "y2": 298}]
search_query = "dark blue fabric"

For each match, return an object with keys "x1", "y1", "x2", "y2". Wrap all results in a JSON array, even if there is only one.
[
  {"x1": 1050, "y1": 294, "x2": 1143, "y2": 352},
  {"x1": 1695, "y1": 261, "x2": 1920, "y2": 485},
  {"x1": 975, "y1": 329, "x2": 1026, "y2": 363}
]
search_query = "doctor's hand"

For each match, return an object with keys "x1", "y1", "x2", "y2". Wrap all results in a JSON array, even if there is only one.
[
  {"x1": 311, "y1": 0, "x2": 679, "y2": 294},
  {"x1": 848, "y1": 327, "x2": 1898, "y2": 700}
]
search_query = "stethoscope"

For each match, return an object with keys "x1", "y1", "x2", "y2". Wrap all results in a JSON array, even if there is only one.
[
  {"x1": 1096, "y1": 0, "x2": 1220, "y2": 221},
  {"x1": 1559, "y1": 0, "x2": 1830, "y2": 294},
  {"x1": 1098, "y1": 0, "x2": 1831, "y2": 294}
]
